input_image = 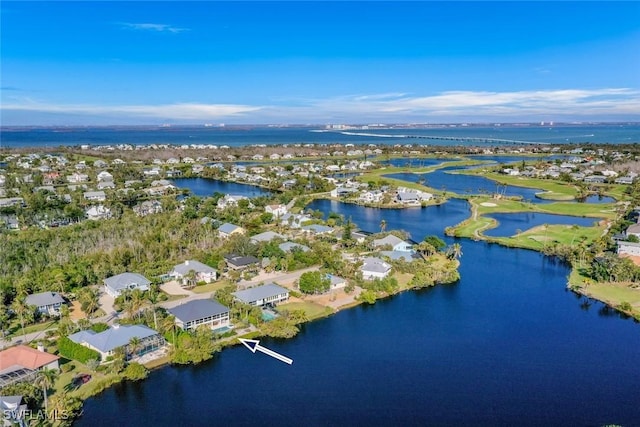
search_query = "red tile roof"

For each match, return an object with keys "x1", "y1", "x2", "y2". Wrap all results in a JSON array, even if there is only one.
[{"x1": 0, "y1": 345, "x2": 59, "y2": 371}]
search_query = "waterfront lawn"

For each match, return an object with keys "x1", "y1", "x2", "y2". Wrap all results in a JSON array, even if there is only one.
[
  {"x1": 469, "y1": 171, "x2": 579, "y2": 198},
  {"x1": 277, "y1": 301, "x2": 333, "y2": 320},
  {"x1": 8, "y1": 319, "x2": 57, "y2": 339},
  {"x1": 497, "y1": 224, "x2": 604, "y2": 250},
  {"x1": 580, "y1": 282, "x2": 640, "y2": 317},
  {"x1": 537, "y1": 202, "x2": 617, "y2": 219}
]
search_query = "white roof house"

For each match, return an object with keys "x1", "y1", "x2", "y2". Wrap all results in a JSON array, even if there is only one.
[
  {"x1": 372, "y1": 235, "x2": 414, "y2": 252},
  {"x1": 171, "y1": 260, "x2": 217, "y2": 286},
  {"x1": 25, "y1": 292, "x2": 65, "y2": 316},
  {"x1": 361, "y1": 257, "x2": 392, "y2": 280},
  {"x1": 68, "y1": 324, "x2": 164, "y2": 361},
  {"x1": 233, "y1": 283, "x2": 289, "y2": 307},
  {"x1": 103, "y1": 272, "x2": 151, "y2": 297}
]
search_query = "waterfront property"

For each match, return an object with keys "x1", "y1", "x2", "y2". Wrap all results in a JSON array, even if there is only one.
[
  {"x1": 233, "y1": 283, "x2": 290, "y2": 307},
  {"x1": 372, "y1": 234, "x2": 414, "y2": 252},
  {"x1": 103, "y1": 272, "x2": 151, "y2": 298},
  {"x1": 617, "y1": 241, "x2": 640, "y2": 266},
  {"x1": 326, "y1": 274, "x2": 347, "y2": 290},
  {"x1": 167, "y1": 299, "x2": 230, "y2": 331},
  {"x1": 170, "y1": 260, "x2": 217, "y2": 287},
  {"x1": 360, "y1": 257, "x2": 392, "y2": 280},
  {"x1": 0, "y1": 345, "x2": 60, "y2": 388},
  {"x1": 279, "y1": 242, "x2": 311, "y2": 253},
  {"x1": 25, "y1": 291, "x2": 65, "y2": 316},
  {"x1": 68, "y1": 324, "x2": 165, "y2": 361}
]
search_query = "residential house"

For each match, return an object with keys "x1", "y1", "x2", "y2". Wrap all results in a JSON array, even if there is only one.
[
  {"x1": 380, "y1": 250, "x2": 421, "y2": 262},
  {"x1": 372, "y1": 234, "x2": 414, "y2": 252},
  {"x1": 250, "y1": 231, "x2": 285, "y2": 244},
  {"x1": 617, "y1": 241, "x2": 640, "y2": 266},
  {"x1": 265, "y1": 204, "x2": 288, "y2": 218},
  {"x1": 103, "y1": 272, "x2": 151, "y2": 297},
  {"x1": 84, "y1": 190, "x2": 106, "y2": 201},
  {"x1": 133, "y1": 200, "x2": 163, "y2": 217},
  {"x1": 97, "y1": 180, "x2": 116, "y2": 190},
  {"x1": 25, "y1": 292, "x2": 65, "y2": 316},
  {"x1": 68, "y1": 324, "x2": 165, "y2": 361},
  {"x1": 168, "y1": 299, "x2": 230, "y2": 331},
  {"x1": 218, "y1": 222, "x2": 245, "y2": 238},
  {"x1": 170, "y1": 260, "x2": 217, "y2": 287},
  {"x1": 233, "y1": 283, "x2": 289, "y2": 307},
  {"x1": 0, "y1": 395, "x2": 27, "y2": 426},
  {"x1": 223, "y1": 254, "x2": 260, "y2": 271},
  {"x1": 0, "y1": 215, "x2": 19, "y2": 230},
  {"x1": 0, "y1": 345, "x2": 60, "y2": 387},
  {"x1": 583, "y1": 175, "x2": 606, "y2": 184},
  {"x1": 67, "y1": 172, "x2": 89, "y2": 183},
  {"x1": 301, "y1": 224, "x2": 334, "y2": 235},
  {"x1": 217, "y1": 194, "x2": 250, "y2": 209},
  {"x1": 97, "y1": 171, "x2": 113, "y2": 182},
  {"x1": 280, "y1": 213, "x2": 311, "y2": 229},
  {"x1": 360, "y1": 257, "x2": 392, "y2": 280},
  {"x1": 278, "y1": 242, "x2": 310, "y2": 253},
  {"x1": 625, "y1": 223, "x2": 640, "y2": 240},
  {"x1": 326, "y1": 274, "x2": 347, "y2": 290},
  {"x1": 85, "y1": 205, "x2": 111, "y2": 220}
]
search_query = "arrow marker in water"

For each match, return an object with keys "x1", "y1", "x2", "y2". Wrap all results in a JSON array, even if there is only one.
[{"x1": 238, "y1": 338, "x2": 293, "y2": 365}]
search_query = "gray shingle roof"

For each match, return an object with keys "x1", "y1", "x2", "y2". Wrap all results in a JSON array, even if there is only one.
[
  {"x1": 218, "y1": 223, "x2": 241, "y2": 234},
  {"x1": 373, "y1": 234, "x2": 405, "y2": 248},
  {"x1": 233, "y1": 283, "x2": 289, "y2": 304},
  {"x1": 25, "y1": 292, "x2": 64, "y2": 307},
  {"x1": 172, "y1": 260, "x2": 216, "y2": 275},
  {"x1": 278, "y1": 242, "x2": 310, "y2": 252},
  {"x1": 104, "y1": 272, "x2": 151, "y2": 291},
  {"x1": 224, "y1": 254, "x2": 260, "y2": 267},
  {"x1": 250, "y1": 231, "x2": 285, "y2": 243},
  {"x1": 361, "y1": 257, "x2": 391, "y2": 273},
  {"x1": 167, "y1": 299, "x2": 229, "y2": 323},
  {"x1": 68, "y1": 324, "x2": 159, "y2": 353}
]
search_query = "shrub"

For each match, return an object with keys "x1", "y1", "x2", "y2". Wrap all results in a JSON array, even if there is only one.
[
  {"x1": 58, "y1": 337, "x2": 101, "y2": 363},
  {"x1": 123, "y1": 362, "x2": 148, "y2": 381}
]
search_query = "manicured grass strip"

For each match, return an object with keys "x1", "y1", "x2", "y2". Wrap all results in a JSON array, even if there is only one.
[
  {"x1": 192, "y1": 280, "x2": 234, "y2": 294},
  {"x1": 277, "y1": 301, "x2": 333, "y2": 320}
]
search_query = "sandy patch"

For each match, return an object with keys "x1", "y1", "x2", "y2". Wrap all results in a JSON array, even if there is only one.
[
  {"x1": 69, "y1": 301, "x2": 86, "y2": 321},
  {"x1": 480, "y1": 202, "x2": 497, "y2": 207}
]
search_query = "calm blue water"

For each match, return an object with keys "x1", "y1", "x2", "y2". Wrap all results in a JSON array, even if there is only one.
[
  {"x1": 171, "y1": 178, "x2": 270, "y2": 198},
  {"x1": 483, "y1": 212, "x2": 602, "y2": 238},
  {"x1": 77, "y1": 199, "x2": 640, "y2": 426},
  {"x1": 2, "y1": 124, "x2": 639, "y2": 148},
  {"x1": 387, "y1": 169, "x2": 551, "y2": 203},
  {"x1": 306, "y1": 198, "x2": 471, "y2": 240},
  {"x1": 387, "y1": 167, "x2": 616, "y2": 204}
]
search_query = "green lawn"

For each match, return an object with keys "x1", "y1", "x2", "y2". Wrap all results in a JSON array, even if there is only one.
[
  {"x1": 277, "y1": 301, "x2": 333, "y2": 320},
  {"x1": 579, "y1": 282, "x2": 640, "y2": 318},
  {"x1": 191, "y1": 280, "x2": 234, "y2": 294},
  {"x1": 494, "y1": 224, "x2": 604, "y2": 250},
  {"x1": 8, "y1": 320, "x2": 57, "y2": 339}
]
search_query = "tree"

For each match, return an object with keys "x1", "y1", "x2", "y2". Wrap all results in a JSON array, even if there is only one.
[
  {"x1": 446, "y1": 243, "x2": 463, "y2": 260},
  {"x1": 77, "y1": 287, "x2": 100, "y2": 318},
  {"x1": 11, "y1": 296, "x2": 32, "y2": 341},
  {"x1": 128, "y1": 337, "x2": 142, "y2": 359},
  {"x1": 423, "y1": 235, "x2": 446, "y2": 252},
  {"x1": 298, "y1": 271, "x2": 330, "y2": 295},
  {"x1": 35, "y1": 368, "x2": 58, "y2": 415},
  {"x1": 416, "y1": 241, "x2": 436, "y2": 260}
]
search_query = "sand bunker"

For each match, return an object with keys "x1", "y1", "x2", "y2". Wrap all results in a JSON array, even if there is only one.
[{"x1": 480, "y1": 202, "x2": 497, "y2": 207}]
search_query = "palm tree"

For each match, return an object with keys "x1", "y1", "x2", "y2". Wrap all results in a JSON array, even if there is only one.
[
  {"x1": 10, "y1": 296, "x2": 31, "y2": 342},
  {"x1": 128, "y1": 337, "x2": 142, "y2": 360},
  {"x1": 447, "y1": 243, "x2": 463, "y2": 260},
  {"x1": 380, "y1": 219, "x2": 387, "y2": 233},
  {"x1": 35, "y1": 368, "x2": 59, "y2": 414}
]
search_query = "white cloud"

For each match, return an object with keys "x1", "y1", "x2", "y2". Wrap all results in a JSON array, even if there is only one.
[
  {"x1": 118, "y1": 22, "x2": 188, "y2": 34},
  {"x1": 2, "y1": 88, "x2": 638, "y2": 124},
  {"x1": 2, "y1": 100, "x2": 262, "y2": 120}
]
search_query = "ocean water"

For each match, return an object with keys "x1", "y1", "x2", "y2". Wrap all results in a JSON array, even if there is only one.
[
  {"x1": 77, "y1": 200, "x2": 640, "y2": 426},
  {"x1": 2, "y1": 124, "x2": 639, "y2": 148}
]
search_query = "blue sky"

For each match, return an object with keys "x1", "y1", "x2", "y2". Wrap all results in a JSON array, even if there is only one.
[{"x1": 1, "y1": 1, "x2": 639, "y2": 125}]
